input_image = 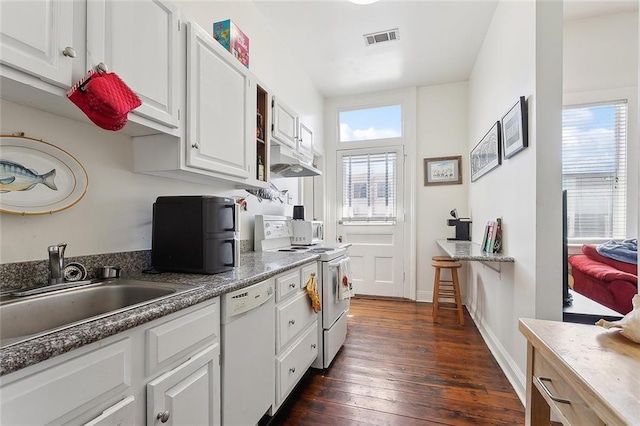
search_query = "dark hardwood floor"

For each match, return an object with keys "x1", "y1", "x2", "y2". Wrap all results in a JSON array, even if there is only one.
[{"x1": 268, "y1": 298, "x2": 524, "y2": 425}]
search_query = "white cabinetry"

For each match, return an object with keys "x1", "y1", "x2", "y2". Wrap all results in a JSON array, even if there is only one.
[
  {"x1": 147, "y1": 345, "x2": 219, "y2": 426},
  {"x1": 271, "y1": 97, "x2": 315, "y2": 164},
  {"x1": 272, "y1": 262, "x2": 319, "y2": 413},
  {"x1": 132, "y1": 20, "x2": 265, "y2": 189},
  {"x1": 0, "y1": 338, "x2": 132, "y2": 425},
  {"x1": 86, "y1": 0, "x2": 180, "y2": 132},
  {"x1": 272, "y1": 97, "x2": 298, "y2": 150},
  {"x1": 185, "y1": 21, "x2": 253, "y2": 180},
  {"x1": 0, "y1": 0, "x2": 76, "y2": 88},
  {"x1": 0, "y1": 297, "x2": 220, "y2": 426}
]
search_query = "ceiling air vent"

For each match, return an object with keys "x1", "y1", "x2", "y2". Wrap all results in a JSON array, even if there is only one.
[{"x1": 364, "y1": 28, "x2": 399, "y2": 46}]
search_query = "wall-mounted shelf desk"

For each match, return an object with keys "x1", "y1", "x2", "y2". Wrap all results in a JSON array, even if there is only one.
[{"x1": 436, "y1": 239, "x2": 514, "y2": 273}]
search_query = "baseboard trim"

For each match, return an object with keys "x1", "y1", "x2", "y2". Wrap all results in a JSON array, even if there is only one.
[{"x1": 465, "y1": 300, "x2": 526, "y2": 406}]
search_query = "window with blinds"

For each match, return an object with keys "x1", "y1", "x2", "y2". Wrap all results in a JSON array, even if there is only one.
[
  {"x1": 562, "y1": 100, "x2": 627, "y2": 242},
  {"x1": 341, "y1": 151, "x2": 397, "y2": 223}
]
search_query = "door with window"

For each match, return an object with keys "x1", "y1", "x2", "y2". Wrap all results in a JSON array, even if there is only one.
[{"x1": 337, "y1": 146, "x2": 405, "y2": 297}]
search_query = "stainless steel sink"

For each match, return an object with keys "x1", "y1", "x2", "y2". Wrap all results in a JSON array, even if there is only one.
[{"x1": 0, "y1": 279, "x2": 201, "y2": 348}]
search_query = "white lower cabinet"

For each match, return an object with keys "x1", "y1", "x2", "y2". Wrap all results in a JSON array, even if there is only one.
[
  {"x1": 147, "y1": 344, "x2": 220, "y2": 426},
  {"x1": 0, "y1": 338, "x2": 132, "y2": 425},
  {"x1": 0, "y1": 298, "x2": 220, "y2": 426},
  {"x1": 271, "y1": 261, "x2": 319, "y2": 414},
  {"x1": 275, "y1": 320, "x2": 318, "y2": 406}
]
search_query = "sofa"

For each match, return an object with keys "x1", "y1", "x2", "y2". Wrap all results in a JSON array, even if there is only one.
[{"x1": 568, "y1": 244, "x2": 637, "y2": 314}]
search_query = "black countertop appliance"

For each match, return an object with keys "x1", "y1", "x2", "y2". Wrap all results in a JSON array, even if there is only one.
[
  {"x1": 447, "y1": 209, "x2": 472, "y2": 241},
  {"x1": 152, "y1": 195, "x2": 239, "y2": 274}
]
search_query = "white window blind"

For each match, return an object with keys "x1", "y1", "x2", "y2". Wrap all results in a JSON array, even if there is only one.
[
  {"x1": 341, "y1": 151, "x2": 397, "y2": 223},
  {"x1": 562, "y1": 100, "x2": 627, "y2": 242}
]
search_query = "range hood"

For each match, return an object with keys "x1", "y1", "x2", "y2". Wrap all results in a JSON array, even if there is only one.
[{"x1": 270, "y1": 144, "x2": 321, "y2": 178}]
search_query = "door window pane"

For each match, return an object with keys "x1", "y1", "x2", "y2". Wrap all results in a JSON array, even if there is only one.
[
  {"x1": 341, "y1": 151, "x2": 396, "y2": 222},
  {"x1": 339, "y1": 105, "x2": 402, "y2": 142}
]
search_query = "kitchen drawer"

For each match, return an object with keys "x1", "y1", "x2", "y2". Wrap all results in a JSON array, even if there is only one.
[
  {"x1": 146, "y1": 299, "x2": 219, "y2": 376},
  {"x1": 276, "y1": 290, "x2": 317, "y2": 352},
  {"x1": 0, "y1": 338, "x2": 132, "y2": 425},
  {"x1": 276, "y1": 270, "x2": 301, "y2": 302},
  {"x1": 533, "y1": 350, "x2": 604, "y2": 425},
  {"x1": 275, "y1": 320, "x2": 318, "y2": 405},
  {"x1": 300, "y1": 262, "x2": 318, "y2": 287}
]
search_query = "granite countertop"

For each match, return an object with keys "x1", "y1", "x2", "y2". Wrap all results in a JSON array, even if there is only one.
[
  {"x1": 0, "y1": 251, "x2": 319, "y2": 376},
  {"x1": 436, "y1": 239, "x2": 515, "y2": 262}
]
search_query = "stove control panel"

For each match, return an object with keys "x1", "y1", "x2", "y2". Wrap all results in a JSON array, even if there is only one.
[{"x1": 262, "y1": 219, "x2": 293, "y2": 239}]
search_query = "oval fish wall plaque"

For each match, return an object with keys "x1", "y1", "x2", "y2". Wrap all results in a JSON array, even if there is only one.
[{"x1": 0, "y1": 135, "x2": 88, "y2": 215}]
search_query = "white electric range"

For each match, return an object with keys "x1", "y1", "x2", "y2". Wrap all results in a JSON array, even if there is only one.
[{"x1": 255, "y1": 215, "x2": 350, "y2": 369}]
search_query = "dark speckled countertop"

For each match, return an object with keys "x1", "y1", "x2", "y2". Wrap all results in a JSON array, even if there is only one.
[{"x1": 0, "y1": 251, "x2": 319, "y2": 376}]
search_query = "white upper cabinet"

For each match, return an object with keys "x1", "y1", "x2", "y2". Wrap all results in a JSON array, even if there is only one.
[
  {"x1": 272, "y1": 97, "x2": 298, "y2": 150},
  {"x1": 86, "y1": 0, "x2": 180, "y2": 130},
  {"x1": 297, "y1": 120, "x2": 314, "y2": 161},
  {"x1": 0, "y1": 0, "x2": 76, "y2": 88},
  {"x1": 185, "y1": 22, "x2": 253, "y2": 180},
  {"x1": 271, "y1": 96, "x2": 315, "y2": 165}
]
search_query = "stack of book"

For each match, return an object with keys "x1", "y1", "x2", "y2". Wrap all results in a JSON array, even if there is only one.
[{"x1": 481, "y1": 218, "x2": 502, "y2": 253}]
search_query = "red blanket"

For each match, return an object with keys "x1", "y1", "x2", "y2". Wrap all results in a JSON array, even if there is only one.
[{"x1": 582, "y1": 244, "x2": 637, "y2": 276}]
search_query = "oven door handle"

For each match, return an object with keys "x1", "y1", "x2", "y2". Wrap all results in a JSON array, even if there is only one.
[{"x1": 328, "y1": 260, "x2": 342, "y2": 269}]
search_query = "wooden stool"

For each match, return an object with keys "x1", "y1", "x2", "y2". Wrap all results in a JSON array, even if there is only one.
[{"x1": 432, "y1": 259, "x2": 464, "y2": 325}]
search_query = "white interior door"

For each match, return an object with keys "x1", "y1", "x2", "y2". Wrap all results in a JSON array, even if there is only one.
[{"x1": 336, "y1": 147, "x2": 405, "y2": 297}]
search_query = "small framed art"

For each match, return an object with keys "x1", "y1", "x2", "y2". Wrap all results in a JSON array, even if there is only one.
[
  {"x1": 424, "y1": 155, "x2": 462, "y2": 186},
  {"x1": 470, "y1": 121, "x2": 501, "y2": 182},
  {"x1": 501, "y1": 96, "x2": 528, "y2": 159}
]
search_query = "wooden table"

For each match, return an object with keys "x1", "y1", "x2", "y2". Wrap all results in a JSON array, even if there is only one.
[{"x1": 519, "y1": 318, "x2": 640, "y2": 426}]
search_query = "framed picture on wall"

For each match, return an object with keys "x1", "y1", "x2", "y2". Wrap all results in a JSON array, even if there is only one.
[
  {"x1": 423, "y1": 155, "x2": 462, "y2": 186},
  {"x1": 501, "y1": 96, "x2": 528, "y2": 159},
  {"x1": 470, "y1": 121, "x2": 501, "y2": 182}
]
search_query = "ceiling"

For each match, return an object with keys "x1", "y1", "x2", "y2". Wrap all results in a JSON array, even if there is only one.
[{"x1": 252, "y1": 0, "x2": 639, "y2": 98}]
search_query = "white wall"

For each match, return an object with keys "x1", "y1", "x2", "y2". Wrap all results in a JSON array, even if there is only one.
[
  {"x1": 415, "y1": 82, "x2": 469, "y2": 302},
  {"x1": 563, "y1": 11, "x2": 639, "y2": 239},
  {"x1": 0, "y1": 0, "x2": 324, "y2": 263},
  {"x1": 466, "y1": 0, "x2": 563, "y2": 403}
]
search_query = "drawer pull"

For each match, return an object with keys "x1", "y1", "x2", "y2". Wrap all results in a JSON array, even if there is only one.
[
  {"x1": 289, "y1": 367, "x2": 296, "y2": 373},
  {"x1": 289, "y1": 319, "x2": 296, "y2": 325},
  {"x1": 536, "y1": 377, "x2": 571, "y2": 404},
  {"x1": 289, "y1": 283, "x2": 296, "y2": 288}
]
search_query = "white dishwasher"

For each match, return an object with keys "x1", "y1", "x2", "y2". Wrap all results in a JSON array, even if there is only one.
[{"x1": 221, "y1": 278, "x2": 275, "y2": 426}]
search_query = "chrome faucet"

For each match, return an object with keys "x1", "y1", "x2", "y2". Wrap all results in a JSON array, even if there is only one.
[{"x1": 48, "y1": 243, "x2": 67, "y2": 284}]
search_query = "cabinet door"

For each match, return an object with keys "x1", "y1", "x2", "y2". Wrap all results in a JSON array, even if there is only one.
[
  {"x1": 272, "y1": 97, "x2": 298, "y2": 149},
  {"x1": 86, "y1": 0, "x2": 180, "y2": 129},
  {"x1": 186, "y1": 22, "x2": 252, "y2": 180},
  {"x1": 147, "y1": 344, "x2": 220, "y2": 426},
  {"x1": 0, "y1": 0, "x2": 75, "y2": 87},
  {"x1": 297, "y1": 120, "x2": 314, "y2": 162}
]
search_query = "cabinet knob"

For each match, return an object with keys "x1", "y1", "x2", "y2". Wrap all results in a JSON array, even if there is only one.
[
  {"x1": 311, "y1": 343, "x2": 317, "y2": 349},
  {"x1": 62, "y1": 46, "x2": 76, "y2": 58},
  {"x1": 157, "y1": 411, "x2": 170, "y2": 423},
  {"x1": 289, "y1": 319, "x2": 295, "y2": 325},
  {"x1": 289, "y1": 367, "x2": 296, "y2": 373},
  {"x1": 97, "y1": 62, "x2": 109, "y2": 73},
  {"x1": 191, "y1": 143, "x2": 199, "y2": 149}
]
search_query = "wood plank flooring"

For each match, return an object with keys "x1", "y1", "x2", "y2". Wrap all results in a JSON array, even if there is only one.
[{"x1": 268, "y1": 298, "x2": 524, "y2": 425}]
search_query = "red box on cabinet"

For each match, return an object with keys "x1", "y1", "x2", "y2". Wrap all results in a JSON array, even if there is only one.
[{"x1": 213, "y1": 20, "x2": 249, "y2": 68}]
